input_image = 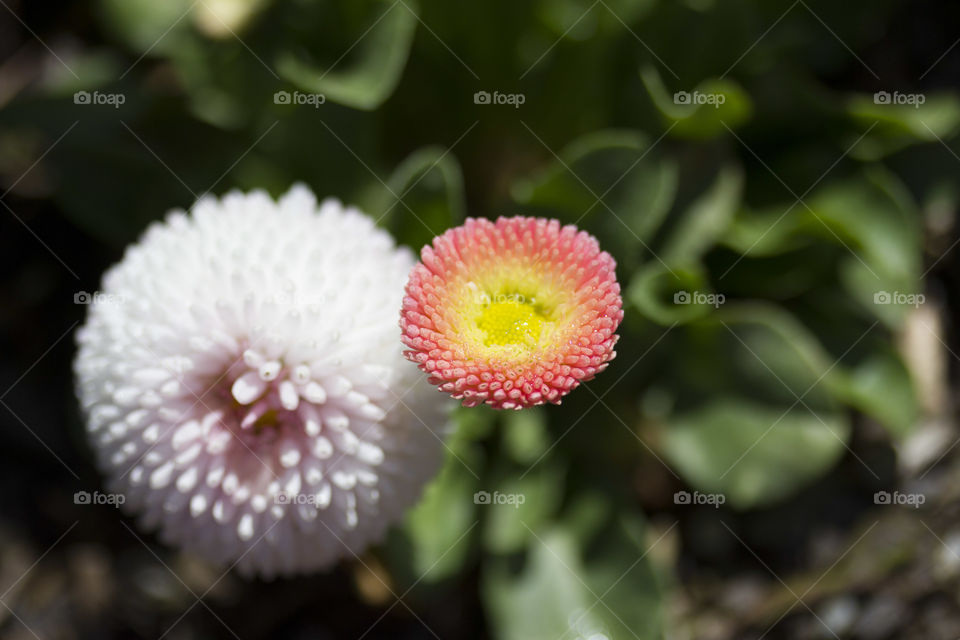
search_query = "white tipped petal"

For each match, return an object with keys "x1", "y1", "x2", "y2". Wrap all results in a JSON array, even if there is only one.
[
  {"x1": 331, "y1": 471, "x2": 356, "y2": 490},
  {"x1": 238, "y1": 513, "x2": 255, "y2": 541},
  {"x1": 190, "y1": 493, "x2": 208, "y2": 517},
  {"x1": 150, "y1": 462, "x2": 175, "y2": 489},
  {"x1": 177, "y1": 467, "x2": 199, "y2": 493},
  {"x1": 304, "y1": 416, "x2": 321, "y2": 437},
  {"x1": 357, "y1": 442, "x2": 384, "y2": 466},
  {"x1": 242, "y1": 349, "x2": 265, "y2": 368},
  {"x1": 312, "y1": 436, "x2": 333, "y2": 459},
  {"x1": 303, "y1": 381, "x2": 327, "y2": 404},
  {"x1": 251, "y1": 494, "x2": 268, "y2": 513},
  {"x1": 279, "y1": 440, "x2": 301, "y2": 468},
  {"x1": 232, "y1": 371, "x2": 266, "y2": 405},
  {"x1": 293, "y1": 365, "x2": 311, "y2": 384},
  {"x1": 279, "y1": 380, "x2": 299, "y2": 411},
  {"x1": 259, "y1": 361, "x2": 281, "y2": 381},
  {"x1": 315, "y1": 483, "x2": 331, "y2": 509}
]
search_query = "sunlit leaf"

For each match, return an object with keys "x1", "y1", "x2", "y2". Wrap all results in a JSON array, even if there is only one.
[
  {"x1": 660, "y1": 165, "x2": 742, "y2": 264},
  {"x1": 831, "y1": 349, "x2": 918, "y2": 438},
  {"x1": 402, "y1": 412, "x2": 482, "y2": 582},
  {"x1": 98, "y1": 0, "x2": 196, "y2": 53},
  {"x1": 277, "y1": 0, "x2": 418, "y2": 110},
  {"x1": 512, "y1": 130, "x2": 675, "y2": 230},
  {"x1": 502, "y1": 407, "x2": 550, "y2": 464},
  {"x1": 663, "y1": 399, "x2": 849, "y2": 509},
  {"x1": 847, "y1": 92, "x2": 960, "y2": 159},
  {"x1": 657, "y1": 303, "x2": 861, "y2": 508},
  {"x1": 627, "y1": 262, "x2": 715, "y2": 325},
  {"x1": 482, "y1": 463, "x2": 564, "y2": 554},
  {"x1": 370, "y1": 145, "x2": 466, "y2": 250},
  {"x1": 483, "y1": 520, "x2": 662, "y2": 640},
  {"x1": 808, "y1": 168, "x2": 922, "y2": 328},
  {"x1": 641, "y1": 65, "x2": 753, "y2": 139}
]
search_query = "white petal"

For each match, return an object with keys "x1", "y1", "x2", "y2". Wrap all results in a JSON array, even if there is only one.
[
  {"x1": 259, "y1": 361, "x2": 281, "y2": 381},
  {"x1": 279, "y1": 441, "x2": 301, "y2": 468},
  {"x1": 315, "y1": 483, "x2": 331, "y2": 509},
  {"x1": 304, "y1": 416, "x2": 321, "y2": 437},
  {"x1": 190, "y1": 493, "x2": 208, "y2": 517},
  {"x1": 242, "y1": 349, "x2": 265, "y2": 368},
  {"x1": 303, "y1": 381, "x2": 327, "y2": 404},
  {"x1": 150, "y1": 462, "x2": 175, "y2": 489},
  {"x1": 312, "y1": 436, "x2": 333, "y2": 459},
  {"x1": 331, "y1": 471, "x2": 356, "y2": 490},
  {"x1": 357, "y1": 442, "x2": 384, "y2": 466},
  {"x1": 176, "y1": 467, "x2": 199, "y2": 493},
  {"x1": 231, "y1": 371, "x2": 266, "y2": 404},
  {"x1": 238, "y1": 513, "x2": 255, "y2": 541},
  {"x1": 279, "y1": 380, "x2": 299, "y2": 411}
]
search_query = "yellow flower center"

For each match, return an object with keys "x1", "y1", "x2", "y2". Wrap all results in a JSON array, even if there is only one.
[{"x1": 476, "y1": 299, "x2": 546, "y2": 347}]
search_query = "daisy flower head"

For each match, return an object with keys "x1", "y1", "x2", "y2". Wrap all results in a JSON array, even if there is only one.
[
  {"x1": 400, "y1": 216, "x2": 623, "y2": 410},
  {"x1": 74, "y1": 185, "x2": 448, "y2": 578}
]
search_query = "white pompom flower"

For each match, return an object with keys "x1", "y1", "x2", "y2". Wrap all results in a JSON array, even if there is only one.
[{"x1": 74, "y1": 185, "x2": 448, "y2": 578}]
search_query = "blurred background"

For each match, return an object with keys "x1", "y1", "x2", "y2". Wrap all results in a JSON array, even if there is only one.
[{"x1": 1, "y1": 0, "x2": 960, "y2": 638}]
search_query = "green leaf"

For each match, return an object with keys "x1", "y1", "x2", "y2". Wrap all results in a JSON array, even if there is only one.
[
  {"x1": 847, "y1": 92, "x2": 960, "y2": 159},
  {"x1": 562, "y1": 491, "x2": 612, "y2": 545},
  {"x1": 722, "y1": 203, "x2": 810, "y2": 257},
  {"x1": 705, "y1": 304, "x2": 842, "y2": 405},
  {"x1": 832, "y1": 349, "x2": 918, "y2": 438},
  {"x1": 402, "y1": 452, "x2": 478, "y2": 583},
  {"x1": 483, "y1": 521, "x2": 662, "y2": 640},
  {"x1": 581, "y1": 516, "x2": 663, "y2": 639},
  {"x1": 807, "y1": 168, "x2": 922, "y2": 328},
  {"x1": 626, "y1": 165, "x2": 740, "y2": 325},
  {"x1": 512, "y1": 129, "x2": 678, "y2": 274},
  {"x1": 656, "y1": 303, "x2": 865, "y2": 508},
  {"x1": 662, "y1": 399, "x2": 849, "y2": 509},
  {"x1": 98, "y1": 0, "x2": 196, "y2": 53},
  {"x1": 457, "y1": 404, "x2": 499, "y2": 441},
  {"x1": 723, "y1": 169, "x2": 923, "y2": 329},
  {"x1": 660, "y1": 165, "x2": 742, "y2": 264},
  {"x1": 512, "y1": 129, "x2": 678, "y2": 239},
  {"x1": 627, "y1": 262, "x2": 716, "y2": 325},
  {"x1": 502, "y1": 407, "x2": 550, "y2": 464},
  {"x1": 370, "y1": 145, "x2": 466, "y2": 251},
  {"x1": 485, "y1": 530, "x2": 595, "y2": 640},
  {"x1": 277, "y1": 0, "x2": 418, "y2": 110},
  {"x1": 401, "y1": 407, "x2": 484, "y2": 583},
  {"x1": 482, "y1": 463, "x2": 564, "y2": 554},
  {"x1": 641, "y1": 65, "x2": 753, "y2": 139},
  {"x1": 40, "y1": 51, "x2": 125, "y2": 95}
]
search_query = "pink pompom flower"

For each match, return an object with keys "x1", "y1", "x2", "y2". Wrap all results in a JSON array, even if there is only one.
[{"x1": 400, "y1": 216, "x2": 624, "y2": 410}]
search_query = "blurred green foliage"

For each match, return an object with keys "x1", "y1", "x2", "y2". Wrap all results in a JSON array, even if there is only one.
[{"x1": 4, "y1": 0, "x2": 955, "y2": 636}]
